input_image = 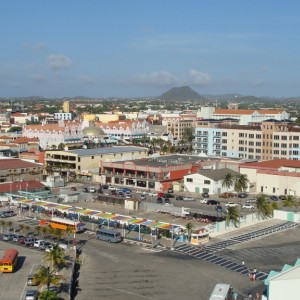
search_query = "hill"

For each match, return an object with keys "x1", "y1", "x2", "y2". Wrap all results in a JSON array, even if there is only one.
[{"x1": 159, "y1": 86, "x2": 206, "y2": 101}]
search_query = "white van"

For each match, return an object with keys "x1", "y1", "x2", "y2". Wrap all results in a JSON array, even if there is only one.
[{"x1": 89, "y1": 187, "x2": 96, "y2": 193}]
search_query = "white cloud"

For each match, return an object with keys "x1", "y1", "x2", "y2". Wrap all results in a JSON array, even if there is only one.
[
  {"x1": 133, "y1": 71, "x2": 180, "y2": 87},
  {"x1": 48, "y1": 54, "x2": 73, "y2": 71},
  {"x1": 189, "y1": 69, "x2": 213, "y2": 87}
]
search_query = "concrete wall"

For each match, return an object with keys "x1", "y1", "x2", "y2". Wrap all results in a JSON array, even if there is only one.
[
  {"x1": 273, "y1": 209, "x2": 300, "y2": 223},
  {"x1": 269, "y1": 278, "x2": 300, "y2": 300}
]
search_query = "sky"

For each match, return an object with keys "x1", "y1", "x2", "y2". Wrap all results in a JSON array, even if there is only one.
[{"x1": 1, "y1": 0, "x2": 300, "y2": 98}]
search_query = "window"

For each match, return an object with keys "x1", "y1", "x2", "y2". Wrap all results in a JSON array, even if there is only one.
[
  {"x1": 187, "y1": 178, "x2": 193, "y2": 182},
  {"x1": 222, "y1": 146, "x2": 227, "y2": 150},
  {"x1": 281, "y1": 136, "x2": 287, "y2": 140},
  {"x1": 293, "y1": 144, "x2": 299, "y2": 148},
  {"x1": 239, "y1": 140, "x2": 244, "y2": 145},
  {"x1": 78, "y1": 158, "x2": 81, "y2": 162},
  {"x1": 256, "y1": 149, "x2": 261, "y2": 153},
  {"x1": 293, "y1": 136, "x2": 299, "y2": 141},
  {"x1": 274, "y1": 143, "x2": 279, "y2": 148},
  {"x1": 249, "y1": 148, "x2": 254, "y2": 153},
  {"x1": 281, "y1": 143, "x2": 287, "y2": 148},
  {"x1": 281, "y1": 150, "x2": 287, "y2": 155},
  {"x1": 222, "y1": 132, "x2": 227, "y2": 136},
  {"x1": 293, "y1": 150, "x2": 299, "y2": 155},
  {"x1": 204, "y1": 180, "x2": 211, "y2": 184},
  {"x1": 256, "y1": 142, "x2": 261, "y2": 146},
  {"x1": 274, "y1": 135, "x2": 279, "y2": 140},
  {"x1": 92, "y1": 156, "x2": 94, "y2": 159},
  {"x1": 274, "y1": 150, "x2": 279, "y2": 155},
  {"x1": 239, "y1": 147, "x2": 244, "y2": 151},
  {"x1": 249, "y1": 141, "x2": 254, "y2": 146},
  {"x1": 256, "y1": 134, "x2": 261, "y2": 139},
  {"x1": 222, "y1": 139, "x2": 227, "y2": 143},
  {"x1": 239, "y1": 133, "x2": 244, "y2": 137},
  {"x1": 249, "y1": 134, "x2": 254, "y2": 138}
]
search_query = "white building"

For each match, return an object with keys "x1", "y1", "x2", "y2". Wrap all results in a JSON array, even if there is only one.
[
  {"x1": 184, "y1": 168, "x2": 240, "y2": 195},
  {"x1": 54, "y1": 112, "x2": 73, "y2": 120},
  {"x1": 240, "y1": 159, "x2": 300, "y2": 196}
]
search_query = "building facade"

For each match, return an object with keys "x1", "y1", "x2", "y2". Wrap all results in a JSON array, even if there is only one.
[{"x1": 194, "y1": 119, "x2": 300, "y2": 160}]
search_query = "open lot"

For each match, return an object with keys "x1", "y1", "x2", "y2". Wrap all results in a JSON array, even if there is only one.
[{"x1": 0, "y1": 242, "x2": 44, "y2": 300}]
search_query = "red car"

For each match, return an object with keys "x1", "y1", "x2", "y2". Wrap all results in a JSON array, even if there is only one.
[{"x1": 71, "y1": 187, "x2": 77, "y2": 191}]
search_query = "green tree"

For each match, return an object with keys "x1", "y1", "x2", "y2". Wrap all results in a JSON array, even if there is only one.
[
  {"x1": 57, "y1": 143, "x2": 65, "y2": 150},
  {"x1": 226, "y1": 206, "x2": 240, "y2": 228},
  {"x1": 222, "y1": 173, "x2": 234, "y2": 192},
  {"x1": 44, "y1": 244, "x2": 67, "y2": 269},
  {"x1": 234, "y1": 174, "x2": 249, "y2": 193},
  {"x1": 38, "y1": 290, "x2": 58, "y2": 300},
  {"x1": 182, "y1": 127, "x2": 194, "y2": 142},
  {"x1": 65, "y1": 226, "x2": 73, "y2": 248},
  {"x1": 283, "y1": 195, "x2": 297, "y2": 207},
  {"x1": 185, "y1": 222, "x2": 194, "y2": 242},
  {"x1": 34, "y1": 265, "x2": 64, "y2": 296},
  {"x1": 7, "y1": 221, "x2": 13, "y2": 231},
  {"x1": 35, "y1": 225, "x2": 42, "y2": 237},
  {"x1": 54, "y1": 228, "x2": 64, "y2": 243},
  {"x1": 0, "y1": 220, "x2": 6, "y2": 233},
  {"x1": 41, "y1": 226, "x2": 49, "y2": 241},
  {"x1": 256, "y1": 195, "x2": 272, "y2": 219},
  {"x1": 8, "y1": 126, "x2": 22, "y2": 132},
  {"x1": 19, "y1": 224, "x2": 25, "y2": 234}
]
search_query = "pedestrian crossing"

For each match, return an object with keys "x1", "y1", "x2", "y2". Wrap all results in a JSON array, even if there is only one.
[{"x1": 174, "y1": 221, "x2": 299, "y2": 281}]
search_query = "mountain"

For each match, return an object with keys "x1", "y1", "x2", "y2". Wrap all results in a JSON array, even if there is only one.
[{"x1": 159, "y1": 86, "x2": 206, "y2": 101}]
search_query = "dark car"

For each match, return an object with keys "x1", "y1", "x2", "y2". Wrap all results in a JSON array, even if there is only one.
[
  {"x1": 215, "y1": 205, "x2": 227, "y2": 213},
  {"x1": 27, "y1": 274, "x2": 39, "y2": 286},
  {"x1": 164, "y1": 198, "x2": 170, "y2": 204},
  {"x1": 25, "y1": 289, "x2": 39, "y2": 300},
  {"x1": 270, "y1": 195, "x2": 279, "y2": 201},
  {"x1": 165, "y1": 193, "x2": 174, "y2": 198},
  {"x1": 71, "y1": 187, "x2": 77, "y2": 191},
  {"x1": 238, "y1": 193, "x2": 248, "y2": 198},
  {"x1": 82, "y1": 187, "x2": 89, "y2": 192},
  {"x1": 157, "y1": 197, "x2": 164, "y2": 204},
  {"x1": 140, "y1": 194, "x2": 146, "y2": 200},
  {"x1": 202, "y1": 192, "x2": 209, "y2": 198},
  {"x1": 206, "y1": 199, "x2": 220, "y2": 205},
  {"x1": 175, "y1": 196, "x2": 184, "y2": 201}
]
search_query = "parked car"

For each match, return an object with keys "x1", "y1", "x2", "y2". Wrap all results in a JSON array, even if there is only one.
[
  {"x1": 165, "y1": 193, "x2": 174, "y2": 198},
  {"x1": 25, "y1": 289, "x2": 39, "y2": 300},
  {"x1": 157, "y1": 197, "x2": 164, "y2": 204},
  {"x1": 270, "y1": 195, "x2": 279, "y2": 201},
  {"x1": 202, "y1": 192, "x2": 209, "y2": 198},
  {"x1": 148, "y1": 192, "x2": 158, "y2": 197},
  {"x1": 27, "y1": 274, "x2": 38, "y2": 286},
  {"x1": 82, "y1": 187, "x2": 89, "y2": 192},
  {"x1": 39, "y1": 242, "x2": 52, "y2": 251},
  {"x1": 140, "y1": 194, "x2": 146, "y2": 200},
  {"x1": 279, "y1": 195, "x2": 287, "y2": 200},
  {"x1": 242, "y1": 204, "x2": 255, "y2": 210},
  {"x1": 168, "y1": 189, "x2": 173, "y2": 193},
  {"x1": 158, "y1": 192, "x2": 165, "y2": 198},
  {"x1": 108, "y1": 186, "x2": 116, "y2": 191},
  {"x1": 175, "y1": 196, "x2": 183, "y2": 201},
  {"x1": 225, "y1": 202, "x2": 239, "y2": 208},
  {"x1": 2, "y1": 233, "x2": 14, "y2": 241},
  {"x1": 200, "y1": 198, "x2": 208, "y2": 204},
  {"x1": 183, "y1": 197, "x2": 195, "y2": 201},
  {"x1": 219, "y1": 192, "x2": 235, "y2": 198},
  {"x1": 215, "y1": 205, "x2": 227, "y2": 213},
  {"x1": 206, "y1": 199, "x2": 220, "y2": 205},
  {"x1": 71, "y1": 187, "x2": 77, "y2": 191},
  {"x1": 164, "y1": 198, "x2": 170, "y2": 204},
  {"x1": 25, "y1": 238, "x2": 36, "y2": 247},
  {"x1": 33, "y1": 240, "x2": 46, "y2": 248},
  {"x1": 13, "y1": 234, "x2": 26, "y2": 243},
  {"x1": 246, "y1": 198, "x2": 257, "y2": 203},
  {"x1": 238, "y1": 193, "x2": 248, "y2": 198},
  {"x1": 89, "y1": 187, "x2": 96, "y2": 193}
]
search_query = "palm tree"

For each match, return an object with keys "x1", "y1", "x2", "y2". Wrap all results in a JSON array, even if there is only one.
[
  {"x1": 34, "y1": 265, "x2": 64, "y2": 296},
  {"x1": 256, "y1": 195, "x2": 272, "y2": 219},
  {"x1": 0, "y1": 220, "x2": 6, "y2": 234},
  {"x1": 222, "y1": 173, "x2": 234, "y2": 192},
  {"x1": 54, "y1": 228, "x2": 65, "y2": 244},
  {"x1": 185, "y1": 222, "x2": 194, "y2": 242},
  {"x1": 38, "y1": 290, "x2": 58, "y2": 300},
  {"x1": 226, "y1": 206, "x2": 240, "y2": 228},
  {"x1": 234, "y1": 174, "x2": 249, "y2": 193},
  {"x1": 7, "y1": 221, "x2": 12, "y2": 232},
  {"x1": 44, "y1": 244, "x2": 67, "y2": 269},
  {"x1": 35, "y1": 225, "x2": 42, "y2": 237},
  {"x1": 19, "y1": 224, "x2": 25, "y2": 235},
  {"x1": 65, "y1": 226, "x2": 73, "y2": 248},
  {"x1": 25, "y1": 225, "x2": 31, "y2": 236},
  {"x1": 41, "y1": 226, "x2": 49, "y2": 241},
  {"x1": 283, "y1": 195, "x2": 297, "y2": 207}
]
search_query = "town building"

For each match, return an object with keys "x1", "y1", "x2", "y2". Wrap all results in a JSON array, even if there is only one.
[
  {"x1": 63, "y1": 101, "x2": 70, "y2": 113},
  {"x1": 194, "y1": 119, "x2": 300, "y2": 160},
  {"x1": 0, "y1": 158, "x2": 43, "y2": 183},
  {"x1": 198, "y1": 107, "x2": 289, "y2": 125},
  {"x1": 240, "y1": 159, "x2": 300, "y2": 196},
  {"x1": 184, "y1": 168, "x2": 240, "y2": 195},
  {"x1": 22, "y1": 120, "x2": 84, "y2": 149},
  {"x1": 54, "y1": 112, "x2": 73, "y2": 120},
  {"x1": 100, "y1": 154, "x2": 214, "y2": 191},
  {"x1": 45, "y1": 146, "x2": 149, "y2": 181}
]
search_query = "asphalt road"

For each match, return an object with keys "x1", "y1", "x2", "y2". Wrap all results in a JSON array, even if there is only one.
[
  {"x1": 76, "y1": 237, "x2": 258, "y2": 300},
  {"x1": 0, "y1": 242, "x2": 44, "y2": 300}
]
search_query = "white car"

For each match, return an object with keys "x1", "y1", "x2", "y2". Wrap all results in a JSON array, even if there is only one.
[
  {"x1": 200, "y1": 198, "x2": 208, "y2": 204},
  {"x1": 225, "y1": 202, "x2": 239, "y2": 207},
  {"x1": 108, "y1": 186, "x2": 116, "y2": 191},
  {"x1": 183, "y1": 197, "x2": 195, "y2": 201},
  {"x1": 33, "y1": 240, "x2": 46, "y2": 248},
  {"x1": 148, "y1": 192, "x2": 158, "y2": 197},
  {"x1": 242, "y1": 204, "x2": 255, "y2": 210}
]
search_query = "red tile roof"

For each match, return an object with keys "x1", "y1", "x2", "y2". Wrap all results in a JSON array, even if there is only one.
[
  {"x1": 14, "y1": 137, "x2": 39, "y2": 144},
  {"x1": 214, "y1": 109, "x2": 285, "y2": 116},
  {"x1": 240, "y1": 159, "x2": 300, "y2": 170},
  {"x1": 0, "y1": 158, "x2": 42, "y2": 170},
  {"x1": 0, "y1": 180, "x2": 46, "y2": 193}
]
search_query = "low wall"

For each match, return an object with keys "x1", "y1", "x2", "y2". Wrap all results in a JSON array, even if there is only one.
[
  {"x1": 207, "y1": 213, "x2": 272, "y2": 237},
  {"x1": 273, "y1": 209, "x2": 300, "y2": 223}
]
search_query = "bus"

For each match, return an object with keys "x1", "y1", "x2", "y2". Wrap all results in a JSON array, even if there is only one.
[
  {"x1": 49, "y1": 217, "x2": 85, "y2": 233},
  {"x1": 0, "y1": 248, "x2": 19, "y2": 273},
  {"x1": 209, "y1": 284, "x2": 233, "y2": 300},
  {"x1": 96, "y1": 228, "x2": 123, "y2": 243}
]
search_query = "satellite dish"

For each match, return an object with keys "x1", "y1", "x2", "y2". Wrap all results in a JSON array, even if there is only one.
[
  {"x1": 83, "y1": 145, "x2": 87, "y2": 149},
  {"x1": 64, "y1": 146, "x2": 69, "y2": 151}
]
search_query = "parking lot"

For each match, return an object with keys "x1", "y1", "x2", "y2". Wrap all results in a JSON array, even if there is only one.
[{"x1": 0, "y1": 242, "x2": 44, "y2": 300}]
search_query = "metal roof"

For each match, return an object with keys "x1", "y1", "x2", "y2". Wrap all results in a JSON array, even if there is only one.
[{"x1": 67, "y1": 146, "x2": 147, "y2": 156}]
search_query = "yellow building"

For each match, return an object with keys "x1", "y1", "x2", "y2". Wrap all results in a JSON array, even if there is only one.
[{"x1": 63, "y1": 101, "x2": 70, "y2": 113}]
